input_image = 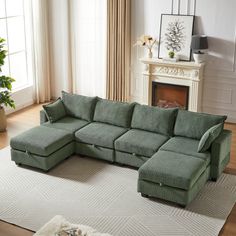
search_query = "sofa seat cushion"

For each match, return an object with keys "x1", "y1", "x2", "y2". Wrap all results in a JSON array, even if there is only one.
[
  {"x1": 160, "y1": 136, "x2": 211, "y2": 164},
  {"x1": 115, "y1": 129, "x2": 169, "y2": 157},
  {"x1": 75, "y1": 122, "x2": 128, "y2": 149},
  {"x1": 139, "y1": 150, "x2": 208, "y2": 190},
  {"x1": 10, "y1": 126, "x2": 73, "y2": 156},
  {"x1": 42, "y1": 116, "x2": 89, "y2": 134}
]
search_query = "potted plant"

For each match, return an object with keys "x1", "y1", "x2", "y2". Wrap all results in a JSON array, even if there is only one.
[
  {"x1": 0, "y1": 38, "x2": 15, "y2": 132},
  {"x1": 168, "y1": 51, "x2": 175, "y2": 59}
]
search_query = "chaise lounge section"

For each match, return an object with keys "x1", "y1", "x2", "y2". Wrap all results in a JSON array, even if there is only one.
[
  {"x1": 138, "y1": 150, "x2": 210, "y2": 206},
  {"x1": 10, "y1": 91, "x2": 232, "y2": 206}
]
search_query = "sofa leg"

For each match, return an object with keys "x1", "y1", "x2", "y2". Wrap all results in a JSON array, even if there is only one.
[
  {"x1": 116, "y1": 162, "x2": 124, "y2": 167},
  {"x1": 141, "y1": 193, "x2": 149, "y2": 198},
  {"x1": 178, "y1": 204, "x2": 186, "y2": 208},
  {"x1": 211, "y1": 177, "x2": 217, "y2": 182},
  {"x1": 16, "y1": 163, "x2": 21, "y2": 166}
]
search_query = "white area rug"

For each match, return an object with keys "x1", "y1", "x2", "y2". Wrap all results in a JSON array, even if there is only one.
[{"x1": 0, "y1": 147, "x2": 236, "y2": 236}]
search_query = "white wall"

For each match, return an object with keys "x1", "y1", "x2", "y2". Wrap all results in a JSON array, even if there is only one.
[{"x1": 131, "y1": 0, "x2": 236, "y2": 122}]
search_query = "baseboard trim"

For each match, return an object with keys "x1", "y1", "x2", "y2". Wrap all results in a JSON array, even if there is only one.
[{"x1": 5, "y1": 100, "x2": 34, "y2": 115}]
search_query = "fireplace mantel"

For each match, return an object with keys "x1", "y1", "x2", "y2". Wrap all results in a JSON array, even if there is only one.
[{"x1": 140, "y1": 58, "x2": 205, "y2": 112}]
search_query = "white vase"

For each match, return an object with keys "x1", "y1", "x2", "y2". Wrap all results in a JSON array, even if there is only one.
[
  {"x1": 193, "y1": 53, "x2": 206, "y2": 63},
  {"x1": 0, "y1": 107, "x2": 7, "y2": 132},
  {"x1": 148, "y1": 48, "x2": 153, "y2": 58}
]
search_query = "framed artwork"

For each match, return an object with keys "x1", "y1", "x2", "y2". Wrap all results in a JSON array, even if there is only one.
[{"x1": 158, "y1": 14, "x2": 195, "y2": 61}]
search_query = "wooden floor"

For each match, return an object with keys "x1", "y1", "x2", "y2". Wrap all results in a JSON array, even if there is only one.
[{"x1": 0, "y1": 104, "x2": 235, "y2": 236}]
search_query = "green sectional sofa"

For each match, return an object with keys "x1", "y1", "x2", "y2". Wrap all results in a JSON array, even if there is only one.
[{"x1": 10, "y1": 91, "x2": 232, "y2": 206}]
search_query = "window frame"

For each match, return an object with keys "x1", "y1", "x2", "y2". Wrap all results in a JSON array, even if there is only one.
[{"x1": 0, "y1": 0, "x2": 32, "y2": 91}]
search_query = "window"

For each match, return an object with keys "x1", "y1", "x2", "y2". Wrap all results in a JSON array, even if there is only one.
[{"x1": 0, "y1": 0, "x2": 31, "y2": 90}]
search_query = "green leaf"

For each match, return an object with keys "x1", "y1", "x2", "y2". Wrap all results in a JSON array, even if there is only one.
[{"x1": 0, "y1": 38, "x2": 16, "y2": 109}]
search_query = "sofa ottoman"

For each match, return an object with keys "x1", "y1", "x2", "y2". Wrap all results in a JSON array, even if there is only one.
[
  {"x1": 10, "y1": 126, "x2": 74, "y2": 171},
  {"x1": 138, "y1": 150, "x2": 210, "y2": 206}
]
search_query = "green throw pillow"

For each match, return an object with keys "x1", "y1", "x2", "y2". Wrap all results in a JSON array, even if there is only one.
[
  {"x1": 198, "y1": 123, "x2": 223, "y2": 152},
  {"x1": 43, "y1": 98, "x2": 67, "y2": 123}
]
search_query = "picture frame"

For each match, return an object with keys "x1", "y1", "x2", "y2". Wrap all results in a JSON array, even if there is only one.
[{"x1": 158, "y1": 14, "x2": 195, "y2": 61}]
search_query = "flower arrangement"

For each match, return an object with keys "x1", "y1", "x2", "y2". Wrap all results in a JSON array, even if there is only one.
[{"x1": 134, "y1": 35, "x2": 158, "y2": 58}]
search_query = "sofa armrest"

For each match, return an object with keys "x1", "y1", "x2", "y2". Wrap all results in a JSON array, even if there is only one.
[
  {"x1": 210, "y1": 129, "x2": 232, "y2": 179},
  {"x1": 40, "y1": 110, "x2": 48, "y2": 124}
]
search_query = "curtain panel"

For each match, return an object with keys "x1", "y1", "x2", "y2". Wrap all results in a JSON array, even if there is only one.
[
  {"x1": 106, "y1": 0, "x2": 131, "y2": 102},
  {"x1": 31, "y1": 0, "x2": 51, "y2": 103},
  {"x1": 70, "y1": 0, "x2": 107, "y2": 98},
  {"x1": 29, "y1": 0, "x2": 107, "y2": 101}
]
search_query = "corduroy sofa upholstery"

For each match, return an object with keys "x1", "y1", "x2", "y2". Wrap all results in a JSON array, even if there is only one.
[{"x1": 10, "y1": 92, "x2": 232, "y2": 206}]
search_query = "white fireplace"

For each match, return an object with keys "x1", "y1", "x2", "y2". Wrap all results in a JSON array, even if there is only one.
[{"x1": 140, "y1": 58, "x2": 205, "y2": 112}]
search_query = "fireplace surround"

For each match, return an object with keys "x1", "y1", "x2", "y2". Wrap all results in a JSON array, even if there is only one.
[{"x1": 140, "y1": 58, "x2": 205, "y2": 112}]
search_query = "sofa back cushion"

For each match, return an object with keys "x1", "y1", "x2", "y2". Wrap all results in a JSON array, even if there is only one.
[
  {"x1": 62, "y1": 91, "x2": 97, "y2": 121},
  {"x1": 174, "y1": 110, "x2": 227, "y2": 140},
  {"x1": 131, "y1": 104, "x2": 178, "y2": 136},
  {"x1": 93, "y1": 98, "x2": 134, "y2": 128}
]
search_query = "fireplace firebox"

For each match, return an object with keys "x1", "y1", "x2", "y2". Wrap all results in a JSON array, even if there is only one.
[{"x1": 152, "y1": 82, "x2": 189, "y2": 110}]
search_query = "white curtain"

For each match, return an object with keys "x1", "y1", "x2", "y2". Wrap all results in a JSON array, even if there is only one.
[
  {"x1": 26, "y1": 0, "x2": 106, "y2": 100},
  {"x1": 70, "y1": 0, "x2": 107, "y2": 98},
  {"x1": 26, "y1": 0, "x2": 51, "y2": 103},
  {"x1": 48, "y1": 0, "x2": 73, "y2": 97}
]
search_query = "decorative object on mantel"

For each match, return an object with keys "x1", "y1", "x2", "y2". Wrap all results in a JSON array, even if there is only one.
[
  {"x1": 158, "y1": 14, "x2": 195, "y2": 61},
  {"x1": 191, "y1": 35, "x2": 208, "y2": 63},
  {"x1": 134, "y1": 35, "x2": 158, "y2": 58},
  {"x1": 168, "y1": 51, "x2": 175, "y2": 58},
  {"x1": 162, "y1": 51, "x2": 180, "y2": 62},
  {"x1": 162, "y1": 57, "x2": 179, "y2": 62},
  {"x1": 0, "y1": 37, "x2": 15, "y2": 132}
]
